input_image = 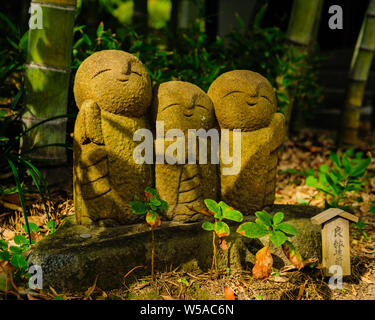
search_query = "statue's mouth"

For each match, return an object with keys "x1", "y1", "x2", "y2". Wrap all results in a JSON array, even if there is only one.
[{"x1": 118, "y1": 78, "x2": 129, "y2": 82}]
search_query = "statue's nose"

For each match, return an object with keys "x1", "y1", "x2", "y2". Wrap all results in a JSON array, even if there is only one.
[
  {"x1": 186, "y1": 103, "x2": 194, "y2": 110},
  {"x1": 121, "y1": 61, "x2": 131, "y2": 75},
  {"x1": 184, "y1": 103, "x2": 195, "y2": 116}
]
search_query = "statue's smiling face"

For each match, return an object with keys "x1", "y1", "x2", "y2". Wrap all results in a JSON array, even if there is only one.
[
  {"x1": 75, "y1": 50, "x2": 152, "y2": 117},
  {"x1": 154, "y1": 81, "x2": 215, "y2": 131},
  {"x1": 208, "y1": 70, "x2": 277, "y2": 131}
]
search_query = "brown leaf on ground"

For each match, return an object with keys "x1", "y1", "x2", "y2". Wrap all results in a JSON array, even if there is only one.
[
  {"x1": 219, "y1": 238, "x2": 228, "y2": 251},
  {"x1": 282, "y1": 241, "x2": 304, "y2": 270},
  {"x1": 160, "y1": 295, "x2": 176, "y2": 300},
  {"x1": 84, "y1": 275, "x2": 98, "y2": 300},
  {"x1": 252, "y1": 245, "x2": 273, "y2": 279},
  {"x1": 224, "y1": 286, "x2": 236, "y2": 300}
]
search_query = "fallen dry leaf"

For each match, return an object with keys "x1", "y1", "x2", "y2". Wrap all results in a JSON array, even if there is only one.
[
  {"x1": 252, "y1": 245, "x2": 273, "y2": 279},
  {"x1": 282, "y1": 241, "x2": 304, "y2": 270},
  {"x1": 84, "y1": 275, "x2": 98, "y2": 299},
  {"x1": 224, "y1": 286, "x2": 236, "y2": 300},
  {"x1": 269, "y1": 276, "x2": 289, "y2": 283},
  {"x1": 160, "y1": 295, "x2": 176, "y2": 300},
  {"x1": 219, "y1": 238, "x2": 228, "y2": 251}
]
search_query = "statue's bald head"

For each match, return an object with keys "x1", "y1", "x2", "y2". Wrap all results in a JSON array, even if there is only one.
[
  {"x1": 74, "y1": 50, "x2": 152, "y2": 117},
  {"x1": 208, "y1": 70, "x2": 277, "y2": 131}
]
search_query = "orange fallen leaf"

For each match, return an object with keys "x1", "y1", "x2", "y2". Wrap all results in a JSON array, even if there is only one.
[
  {"x1": 161, "y1": 295, "x2": 176, "y2": 300},
  {"x1": 282, "y1": 241, "x2": 304, "y2": 270},
  {"x1": 219, "y1": 238, "x2": 228, "y2": 251},
  {"x1": 252, "y1": 245, "x2": 273, "y2": 279},
  {"x1": 224, "y1": 286, "x2": 235, "y2": 300}
]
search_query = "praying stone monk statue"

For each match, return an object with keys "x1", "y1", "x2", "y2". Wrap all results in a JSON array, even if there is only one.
[
  {"x1": 207, "y1": 70, "x2": 285, "y2": 214},
  {"x1": 153, "y1": 81, "x2": 218, "y2": 222},
  {"x1": 73, "y1": 50, "x2": 153, "y2": 225}
]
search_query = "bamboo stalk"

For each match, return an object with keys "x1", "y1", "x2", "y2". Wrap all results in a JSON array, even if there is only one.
[
  {"x1": 339, "y1": 0, "x2": 375, "y2": 145},
  {"x1": 133, "y1": 0, "x2": 148, "y2": 35},
  {"x1": 22, "y1": 0, "x2": 77, "y2": 180},
  {"x1": 281, "y1": 0, "x2": 324, "y2": 132}
]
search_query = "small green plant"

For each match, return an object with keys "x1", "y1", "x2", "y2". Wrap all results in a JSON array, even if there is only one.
[
  {"x1": 306, "y1": 150, "x2": 371, "y2": 209},
  {"x1": 351, "y1": 220, "x2": 370, "y2": 241},
  {"x1": 178, "y1": 277, "x2": 189, "y2": 286},
  {"x1": 72, "y1": 22, "x2": 120, "y2": 70},
  {"x1": 370, "y1": 200, "x2": 375, "y2": 214},
  {"x1": 237, "y1": 210, "x2": 302, "y2": 278},
  {"x1": 0, "y1": 235, "x2": 31, "y2": 292},
  {"x1": 237, "y1": 210, "x2": 298, "y2": 248},
  {"x1": 0, "y1": 12, "x2": 28, "y2": 88},
  {"x1": 0, "y1": 96, "x2": 61, "y2": 244},
  {"x1": 129, "y1": 187, "x2": 168, "y2": 280},
  {"x1": 199, "y1": 199, "x2": 243, "y2": 274}
]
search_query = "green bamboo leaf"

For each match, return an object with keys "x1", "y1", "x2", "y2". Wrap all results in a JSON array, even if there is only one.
[
  {"x1": 329, "y1": 151, "x2": 341, "y2": 169},
  {"x1": 349, "y1": 157, "x2": 371, "y2": 178},
  {"x1": 0, "y1": 12, "x2": 17, "y2": 34},
  {"x1": 305, "y1": 175, "x2": 318, "y2": 187},
  {"x1": 7, "y1": 159, "x2": 31, "y2": 244},
  {"x1": 21, "y1": 159, "x2": 51, "y2": 220},
  {"x1": 24, "y1": 165, "x2": 50, "y2": 221},
  {"x1": 342, "y1": 155, "x2": 351, "y2": 174},
  {"x1": 319, "y1": 163, "x2": 329, "y2": 173},
  {"x1": 18, "y1": 114, "x2": 75, "y2": 139}
]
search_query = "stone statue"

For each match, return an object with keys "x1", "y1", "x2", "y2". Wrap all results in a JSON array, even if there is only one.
[
  {"x1": 153, "y1": 81, "x2": 218, "y2": 222},
  {"x1": 207, "y1": 70, "x2": 285, "y2": 214},
  {"x1": 73, "y1": 50, "x2": 153, "y2": 225}
]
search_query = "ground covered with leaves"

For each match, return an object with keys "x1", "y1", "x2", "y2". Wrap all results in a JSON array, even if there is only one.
[{"x1": 0, "y1": 129, "x2": 374, "y2": 300}]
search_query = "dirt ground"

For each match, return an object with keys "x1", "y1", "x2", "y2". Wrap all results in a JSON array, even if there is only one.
[{"x1": 0, "y1": 128, "x2": 374, "y2": 300}]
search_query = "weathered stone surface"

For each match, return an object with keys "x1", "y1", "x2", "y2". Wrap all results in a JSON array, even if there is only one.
[
  {"x1": 28, "y1": 205, "x2": 322, "y2": 291},
  {"x1": 153, "y1": 81, "x2": 218, "y2": 222},
  {"x1": 207, "y1": 70, "x2": 285, "y2": 214},
  {"x1": 73, "y1": 50, "x2": 153, "y2": 225}
]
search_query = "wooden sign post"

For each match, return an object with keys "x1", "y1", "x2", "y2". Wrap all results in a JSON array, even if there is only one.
[{"x1": 311, "y1": 208, "x2": 358, "y2": 276}]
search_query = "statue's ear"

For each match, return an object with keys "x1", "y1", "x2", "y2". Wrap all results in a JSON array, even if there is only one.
[{"x1": 80, "y1": 100, "x2": 104, "y2": 145}]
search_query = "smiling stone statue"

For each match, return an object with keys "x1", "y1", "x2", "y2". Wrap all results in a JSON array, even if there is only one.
[
  {"x1": 153, "y1": 81, "x2": 218, "y2": 222},
  {"x1": 73, "y1": 50, "x2": 153, "y2": 225},
  {"x1": 208, "y1": 70, "x2": 285, "y2": 214}
]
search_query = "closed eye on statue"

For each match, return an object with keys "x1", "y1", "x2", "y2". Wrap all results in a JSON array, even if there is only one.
[
  {"x1": 195, "y1": 104, "x2": 208, "y2": 110},
  {"x1": 222, "y1": 90, "x2": 244, "y2": 98},
  {"x1": 162, "y1": 103, "x2": 179, "y2": 112},
  {"x1": 246, "y1": 101, "x2": 257, "y2": 107},
  {"x1": 91, "y1": 69, "x2": 111, "y2": 79},
  {"x1": 260, "y1": 95, "x2": 272, "y2": 104},
  {"x1": 131, "y1": 70, "x2": 142, "y2": 76}
]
